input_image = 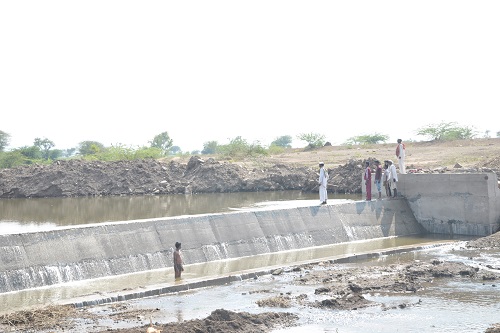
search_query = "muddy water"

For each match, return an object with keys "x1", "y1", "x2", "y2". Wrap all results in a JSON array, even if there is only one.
[
  {"x1": 109, "y1": 243, "x2": 499, "y2": 333},
  {"x1": 0, "y1": 191, "x2": 359, "y2": 234},
  {"x1": 0, "y1": 235, "x2": 468, "y2": 314}
]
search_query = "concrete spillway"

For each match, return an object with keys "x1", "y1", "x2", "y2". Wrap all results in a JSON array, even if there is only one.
[
  {"x1": 2, "y1": 172, "x2": 499, "y2": 294},
  {"x1": 0, "y1": 199, "x2": 423, "y2": 293}
]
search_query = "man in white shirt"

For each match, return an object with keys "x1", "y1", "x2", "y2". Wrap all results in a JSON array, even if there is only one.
[
  {"x1": 388, "y1": 160, "x2": 398, "y2": 198},
  {"x1": 318, "y1": 162, "x2": 328, "y2": 204}
]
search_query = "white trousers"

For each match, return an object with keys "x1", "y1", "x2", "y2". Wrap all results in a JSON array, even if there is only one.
[
  {"x1": 398, "y1": 158, "x2": 406, "y2": 174},
  {"x1": 319, "y1": 185, "x2": 328, "y2": 202}
]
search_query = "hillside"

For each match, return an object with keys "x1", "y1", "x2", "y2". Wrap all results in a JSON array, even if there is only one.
[
  {"x1": 231, "y1": 137, "x2": 500, "y2": 170},
  {"x1": 1, "y1": 138, "x2": 499, "y2": 198}
]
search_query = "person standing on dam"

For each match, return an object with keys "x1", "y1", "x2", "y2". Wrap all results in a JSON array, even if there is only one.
[
  {"x1": 174, "y1": 241, "x2": 184, "y2": 280},
  {"x1": 396, "y1": 139, "x2": 406, "y2": 174},
  {"x1": 388, "y1": 160, "x2": 398, "y2": 198},
  {"x1": 374, "y1": 160, "x2": 382, "y2": 199},
  {"x1": 318, "y1": 162, "x2": 329, "y2": 205},
  {"x1": 364, "y1": 161, "x2": 372, "y2": 201}
]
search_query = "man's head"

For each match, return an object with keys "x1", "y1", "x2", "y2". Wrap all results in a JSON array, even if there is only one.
[
  {"x1": 388, "y1": 160, "x2": 393, "y2": 164},
  {"x1": 374, "y1": 160, "x2": 380, "y2": 166},
  {"x1": 175, "y1": 242, "x2": 181, "y2": 249},
  {"x1": 319, "y1": 162, "x2": 324, "y2": 167},
  {"x1": 397, "y1": 139, "x2": 402, "y2": 143}
]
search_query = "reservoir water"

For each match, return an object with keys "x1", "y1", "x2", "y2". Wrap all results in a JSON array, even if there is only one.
[{"x1": 0, "y1": 191, "x2": 358, "y2": 234}]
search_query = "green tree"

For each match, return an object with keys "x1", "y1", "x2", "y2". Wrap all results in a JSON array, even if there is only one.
[
  {"x1": 297, "y1": 132, "x2": 325, "y2": 148},
  {"x1": 62, "y1": 148, "x2": 77, "y2": 157},
  {"x1": 416, "y1": 122, "x2": 476, "y2": 141},
  {"x1": 34, "y1": 137, "x2": 55, "y2": 160},
  {"x1": 271, "y1": 135, "x2": 292, "y2": 148},
  {"x1": 78, "y1": 141, "x2": 105, "y2": 156},
  {"x1": 202, "y1": 141, "x2": 218, "y2": 154},
  {"x1": 497, "y1": 131, "x2": 500, "y2": 138},
  {"x1": 150, "y1": 131, "x2": 173, "y2": 156},
  {"x1": 0, "y1": 151, "x2": 27, "y2": 168},
  {"x1": 344, "y1": 133, "x2": 389, "y2": 145},
  {"x1": 217, "y1": 136, "x2": 267, "y2": 159},
  {"x1": 170, "y1": 146, "x2": 181, "y2": 154},
  {"x1": 0, "y1": 130, "x2": 11, "y2": 152},
  {"x1": 49, "y1": 149, "x2": 63, "y2": 160},
  {"x1": 16, "y1": 146, "x2": 42, "y2": 159}
]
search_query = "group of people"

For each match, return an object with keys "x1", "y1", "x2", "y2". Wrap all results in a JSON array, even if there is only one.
[
  {"x1": 364, "y1": 139, "x2": 406, "y2": 201},
  {"x1": 364, "y1": 159, "x2": 399, "y2": 201},
  {"x1": 319, "y1": 139, "x2": 407, "y2": 204}
]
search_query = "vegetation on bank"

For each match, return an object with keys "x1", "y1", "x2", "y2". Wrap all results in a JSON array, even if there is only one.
[{"x1": 0, "y1": 122, "x2": 497, "y2": 169}]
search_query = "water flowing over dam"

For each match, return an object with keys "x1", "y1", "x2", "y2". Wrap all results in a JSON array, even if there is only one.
[
  {"x1": 0, "y1": 172, "x2": 499, "y2": 301},
  {"x1": 0, "y1": 199, "x2": 423, "y2": 294}
]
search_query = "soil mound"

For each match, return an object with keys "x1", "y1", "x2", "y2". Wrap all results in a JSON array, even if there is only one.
[{"x1": 0, "y1": 157, "x2": 366, "y2": 198}]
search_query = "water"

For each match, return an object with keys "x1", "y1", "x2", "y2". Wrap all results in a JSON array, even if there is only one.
[
  {"x1": 66, "y1": 242, "x2": 499, "y2": 333},
  {"x1": 0, "y1": 192, "x2": 498, "y2": 331},
  {"x1": 0, "y1": 235, "x2": 453, "y2": 313},
  {"x1": 0, "y1": 191, "x2": 360, "y2": 234}
]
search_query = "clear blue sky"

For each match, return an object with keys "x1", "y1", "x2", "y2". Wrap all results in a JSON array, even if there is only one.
[{"x1": 1, "y1": 1, "x2": 499, "y2": 152}]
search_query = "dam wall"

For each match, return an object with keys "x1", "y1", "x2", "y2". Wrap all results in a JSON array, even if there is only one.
[
  {"x1": 397, "y1": 172, "x2": 500, "y2": 236},
  {"x1": 0, "y1": 199, "x2": 423, "y2": 293}
]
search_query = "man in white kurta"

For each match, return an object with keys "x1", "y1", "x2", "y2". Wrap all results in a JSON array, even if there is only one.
[
  {"x1": 318, "y1": 162, "x2": 328, "y2": 204},
  {"x1": 388, "y1": 160, "x2": 398, "y2": 198},
  {"x1": 396, "y1": 139, "x2": 406, "y2": 174}
]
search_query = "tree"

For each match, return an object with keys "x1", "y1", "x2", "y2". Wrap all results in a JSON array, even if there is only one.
[
  {"x1": 15, "y1": 146, "x2": 41, "y2": 159},
  {"x1": 202, "y1": 141, "x2": 218, "y2": 154},
  {"x1": 297, "y1": 132, "x2": 325, "y2": 148},
  {"x1": 0, "y1": 151, "x2": 27, "y2": 169},
  {"x1": 0, "y1": 130, "x2": 11, "y2": 152},
  {"x1": 497, "y1": 131, "x2": 500, "y2": 138},
  {"x1": 416, "y1": 122, "x2": 476, "y2": 141},
  {"x1": 62, "y1": 148, "x2": 77, "y2": 158},
  {"x1": 78, "y1": 141, "x2": 105, "y2": 156},
  {"x1": 271, "y1": 135, "x2": 292, "y2": 148},
  {"x1": 150, "y1": 131, "x2": 173, "y2": 156},
  {"x1": 49, "y1": 149, "x2": 63, "y2": 160},
  {"x1": 170, "y1": 146, "x2": 181, "y2": 154},
  {"x1": 34, "y1": 137, "x2": 55, "y2": 160},
  {"x1": 344, "y1": 133, "x2": 389, "y2": 145}
]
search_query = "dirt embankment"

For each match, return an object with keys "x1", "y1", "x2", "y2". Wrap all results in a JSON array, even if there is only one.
[{"x1": 1, "y1": 138, "x2": 500, "y2": 199}]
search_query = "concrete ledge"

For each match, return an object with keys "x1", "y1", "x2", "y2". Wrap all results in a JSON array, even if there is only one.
[{"x1": 72, "y1": 242, "x2": 449, "y2": 309}]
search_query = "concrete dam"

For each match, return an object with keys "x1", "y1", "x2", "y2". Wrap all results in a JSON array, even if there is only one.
[{"x1": 0, "y1": 172, "x2": 499, "y2": 294}]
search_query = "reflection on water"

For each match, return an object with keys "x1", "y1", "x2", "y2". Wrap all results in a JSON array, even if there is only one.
[{"x1": 0, "y1": 191, "x2": 360, "y2": 234}]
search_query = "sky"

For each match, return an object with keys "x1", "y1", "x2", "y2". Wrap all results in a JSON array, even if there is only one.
[{"x1": 1, "y1": 1, "x2": 499, "y2": 152}]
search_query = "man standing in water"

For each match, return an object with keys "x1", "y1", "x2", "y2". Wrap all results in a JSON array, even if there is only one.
[
  {"x1": 173, "y1": 242, "x2": 184, "y2": 280},
  {"x1": 318, "y1": 162, "x2": 328, "y2": 205},
  {"x1": 396, "y1": 139, "x2": 406, "y2": 174}
]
